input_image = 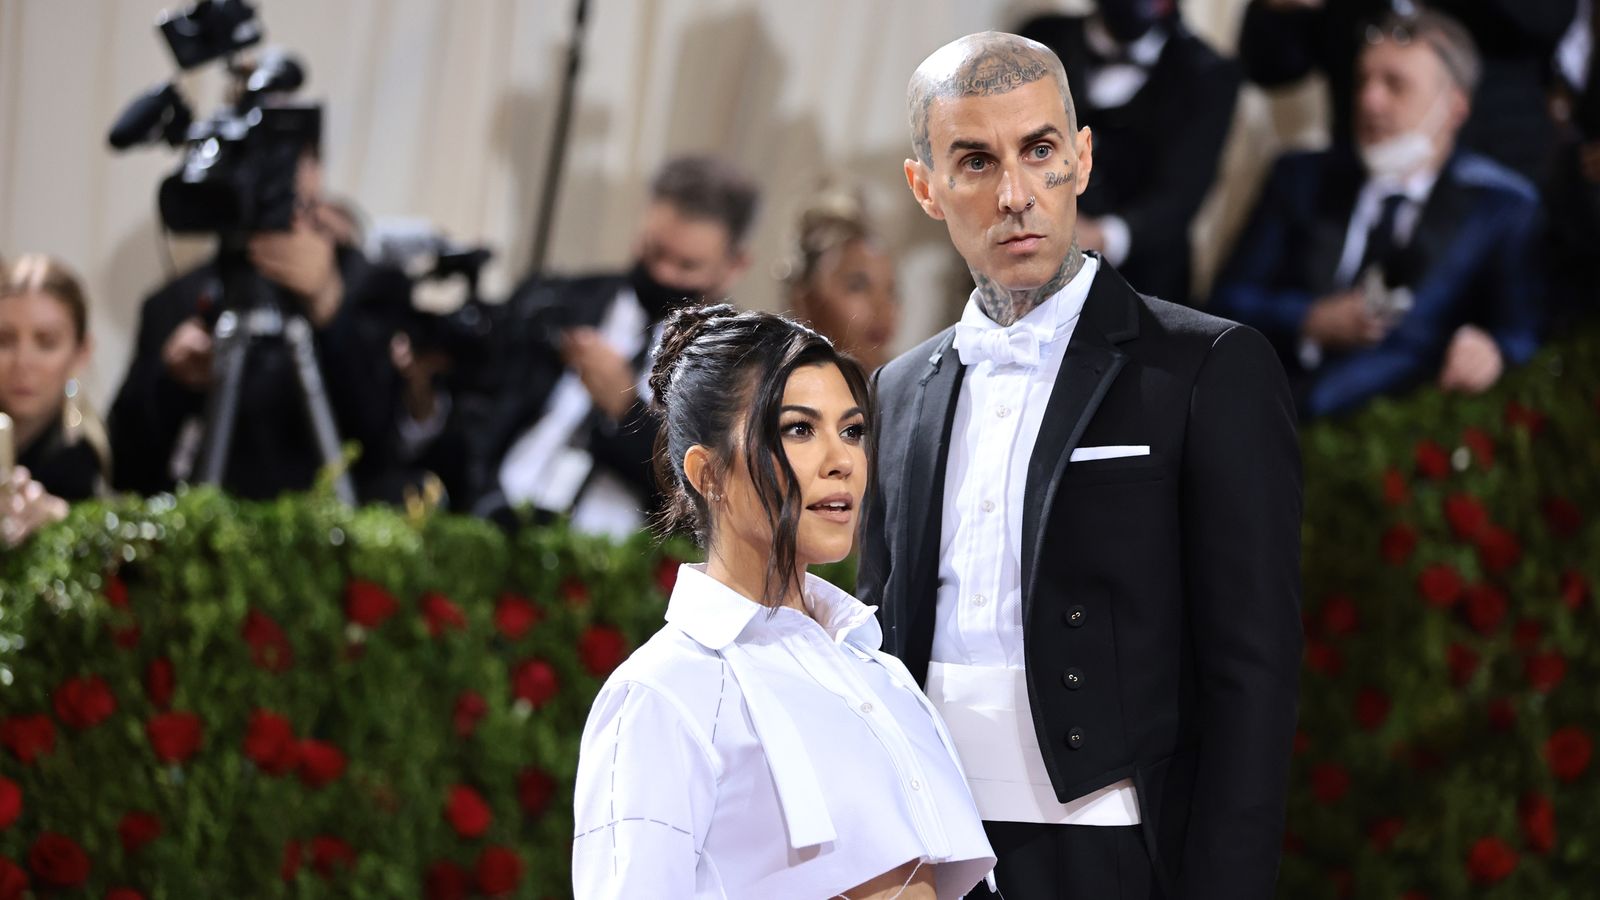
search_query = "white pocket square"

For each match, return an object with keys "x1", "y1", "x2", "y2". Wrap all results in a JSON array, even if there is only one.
[{"x1": 1069, "y1": 445, "x2": 1151, "y2": 462}]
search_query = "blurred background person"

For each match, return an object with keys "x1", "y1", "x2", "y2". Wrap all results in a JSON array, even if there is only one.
[
  {"x1": 782, "y1": 182, "x2": 900, "y2": 372},
  {"x1": 1548, "y1": 0, "x2": 1600, "y2": 323},
  {"x1": 1019, "y1": 0, "x2": 1241, "y2": 304},
  {"x1": 107, "y1": 143, "x2": 404, "y2": 502},
  {"x1": 1238, "y1": 0, "x2": 1577, "y2": 186},
  {"x1": 0, "y1": 254, "x2": 108, "y2": 501},
  {"x1": 470, "y1": 155, "x2": 759, "y2": 536},
  {"x1": 1213, "y1": 9, "x2": 1544, "y2": 419}
]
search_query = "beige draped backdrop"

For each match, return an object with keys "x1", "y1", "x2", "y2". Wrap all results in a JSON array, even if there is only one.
[{"x1": 0, "y1": 0, "x2": 1324, "y2": 409}]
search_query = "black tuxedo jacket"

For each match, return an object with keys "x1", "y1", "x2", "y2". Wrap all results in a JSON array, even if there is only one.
[
  {"x1": 858, "y1": 261, "x2": 1303, "y2": 899},
  {"x1": 467, "y1": 272, "x2": 663, "y2": 517}
]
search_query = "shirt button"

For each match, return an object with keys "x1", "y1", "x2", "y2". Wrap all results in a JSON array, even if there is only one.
[
  {"x1": 995, "y1": 405, "x2": 1011, "y2": 418},
  {"x1": 1067, "y1": 727, "x2": 1085, "y2": 749},
  {"x1": 1064, "y1": 605, "x2": 1087, "y2": 628},
  {"x1": 1061, "y1": 668, "x2": 1084, "y2": 690},
  {"x1": 859, "y1": 702, "x2": 874, "y2": 714},
  {"x1": 973, "y1": 594, "x2": 987, "y2": 607},
  {"x1": 981, "y1": 499, "x2": 996, "y2": 513},
  {"x1": 910, "y1": 779, "x2": 922, "y2": 791}
]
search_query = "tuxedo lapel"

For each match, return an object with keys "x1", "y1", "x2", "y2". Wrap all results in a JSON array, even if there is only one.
[
  {"x1": 1020, "y1": 268, "x2": 1140, "y2": 623},
  {"x1": 898, "y1": 331, "x2": 964, "y2": 609},
  {"x1": 1405, "y1": 156, "x2": 1472, "y2": 287}
]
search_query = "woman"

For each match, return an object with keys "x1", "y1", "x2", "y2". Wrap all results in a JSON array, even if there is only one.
[
  {"x1": 785, "y1": 185, "x2": 900, "y2": 372},
  {"x1": 572, "y1": 306, "x2": 994, "y2": 898},
  {"x1": 0, "y1": 254, "x2": 106, "y2": 501}
]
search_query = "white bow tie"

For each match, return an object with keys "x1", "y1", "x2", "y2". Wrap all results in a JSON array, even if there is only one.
[{"x1": 954, "y1": 321, "x2": 1049, "y2": 367}]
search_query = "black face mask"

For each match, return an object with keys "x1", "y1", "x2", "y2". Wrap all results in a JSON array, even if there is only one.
[
  {"x1": 629, "y1": 260, "x2": 705, "y2": 321},
  {"x1": 1098, "y1": 0, "x2": 1167, "y2": 44}
]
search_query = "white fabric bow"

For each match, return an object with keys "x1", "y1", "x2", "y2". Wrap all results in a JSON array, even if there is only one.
[{"x1": 954, "y1": 321, "x2": 1049, "y2": 367}]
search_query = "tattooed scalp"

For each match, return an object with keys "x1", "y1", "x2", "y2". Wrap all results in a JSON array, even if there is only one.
[{"x1": 907, "y1": 32, "x2": 1078, "y2": 168}]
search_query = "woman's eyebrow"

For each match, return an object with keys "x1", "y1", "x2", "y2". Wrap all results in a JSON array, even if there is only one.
[{"x1": 779, "y1": 405, "x2": 820, "y2": 418}]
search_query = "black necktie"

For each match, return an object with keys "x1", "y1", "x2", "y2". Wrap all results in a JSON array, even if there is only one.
[{"x1": 1358, "y1": 193, "x2": 1408, "y2": 285}]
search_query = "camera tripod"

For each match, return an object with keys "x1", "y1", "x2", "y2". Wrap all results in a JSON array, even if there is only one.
[{"x1": 194, "y1": 256, "x2": 356, "y2": 505}]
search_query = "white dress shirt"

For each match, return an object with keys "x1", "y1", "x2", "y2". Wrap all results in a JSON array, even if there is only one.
[
  {"x1": 928, "y1": 256, "x2": 1140, "y2": 825},
  {"x1": 572, "y1": 565, "x2": 995, "y2": 900}
]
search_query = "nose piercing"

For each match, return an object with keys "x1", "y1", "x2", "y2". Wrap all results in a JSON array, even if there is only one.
[{"x1": 1025, "y1": 196, "x2": 1036, "y2": 210}]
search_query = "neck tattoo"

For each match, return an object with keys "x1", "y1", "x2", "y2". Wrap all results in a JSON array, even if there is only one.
[{"x1": 971, "y1": 243, "x2": 1086, "y2": 326}]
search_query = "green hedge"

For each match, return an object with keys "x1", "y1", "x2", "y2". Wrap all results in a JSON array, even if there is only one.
[{"x1": 0, "y1": 330, "x2": 1595, "y2": 899}]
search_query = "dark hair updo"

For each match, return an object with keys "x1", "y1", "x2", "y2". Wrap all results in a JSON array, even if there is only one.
[{"x1": 648, "y1": 303, "x2": 872, "y2": 607}]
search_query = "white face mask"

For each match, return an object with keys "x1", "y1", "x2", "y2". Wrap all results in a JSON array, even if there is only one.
[{"x1": 1358, "y1": 87, "x2": 1454, "y2": 179}]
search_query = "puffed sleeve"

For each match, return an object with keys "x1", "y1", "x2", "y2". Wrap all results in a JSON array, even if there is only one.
[{"x1": 572, "y1": 680, "x2": 720, "y2": 899}]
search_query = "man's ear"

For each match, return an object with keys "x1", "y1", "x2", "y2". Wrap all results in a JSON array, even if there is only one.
[
  {"x1": 905, "y1": 158, "x2": 946, "y2": 221},
  {"x1": 1073, "y1": 126, "x2": 1094, "y2": 198}
]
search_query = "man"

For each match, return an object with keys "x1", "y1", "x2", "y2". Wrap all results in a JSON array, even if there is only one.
[
  {"x1": 1020, "y1": 0, "x2": 1241, "y2": 304},
  {"x1": 1213, "y1": 10, "x2": 1543, "y2": 419},
  {"x1": 858, "y1": 32, "x2": 1302, "y2": 900},
  {"x1": 109, "y1": 147, "x2": 403, "y2": 501},
  {"x1": 470, "y1": 155, "x2": 757, "y2": 535}
]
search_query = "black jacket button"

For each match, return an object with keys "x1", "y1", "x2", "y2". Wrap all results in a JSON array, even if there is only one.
[
  {"x1": 1064, "y1": 605, "x2": 1086, "y2": 627},
  {"x1": 1067, "y1": 727, "x2": 1085, "y2": 749},
  {"x1": 1061, "y1": 667, "x2": 1084, "y2": 690}
]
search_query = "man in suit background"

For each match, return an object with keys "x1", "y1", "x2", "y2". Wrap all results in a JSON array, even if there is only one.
[
  {"x1": 1212, "y1": 9, "x2": 1543, "y2": 419},
  {"x1": 467, "y1": 156, "x2": 758, "y2": 534},
  {"x1": 859, "y1": 31, "x2": 1301, "y2": 900},
  {"x1": 1019, "y1": 0, "x2": 1241, "y2": 305}
]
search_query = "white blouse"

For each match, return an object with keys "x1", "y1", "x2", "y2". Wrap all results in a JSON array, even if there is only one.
[{"x1": 572, "y1": 564, "x2": 995, "y2": 899}]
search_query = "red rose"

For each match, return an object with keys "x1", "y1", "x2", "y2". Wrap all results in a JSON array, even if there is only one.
[
  {"x1": 1443, "y1": 493, "x2": 1490, "y2": 542},
  {"x1": 1561, "y1": 570, "x2": 1590, "y2": 610},
  {"x1": 517, "y1": 767, "x2": 556, "y2": 819},
  {"x1": 655, "y1": 558, "x2": 682, "y2": 594},
  {"x1": 1511, "y1": 619, "x2": 1542, "y2": 652},
  {"x1": 493, "y1": 594, "x2": 542, "y2": 640},
  {"x1": 1462, "y1": 426, "x2": 1495, "y2": 469},
  {"x1": 424, "y1": 860, "x2": 472, "y2": 900},
  {"x1": 445, "y1": 784, "x2": 493, "y2": 839},
  {"x1": 561, "y1": 578, "x2": 591, "y2": 609},
  {"x1": 1, "y1": 715, "x2": 56, "y2": 765},
  {"x1": 1464, "y1": 584, "x2": 1508, "y2": 636},
  {"x1": 27, "y1": 832, "x2": 89, "y2": 888},
  {"x1": 0, "y1": 778, "x2": 19, "y2": 830},
  {"x1": 0, "y1": 858, "x2": 24, "y2": 900},
  {"x1": 1367, "y1": 817, "x2": 1405, "y2": 853},
  {"x1": 112, "y1": 624, "x2": 142, "y2": 649},
  {"x1": 281, "y1": 840, "x2": 302, "y2": 882},
  {"x1": 146, "y1": 711, "x2": 203, "y2": 764},
  {"x1": 1504, "y1": 401, "x2": 1546, "y2": 435},
  {"x1": 296, "y1": 739, "x2": 347, "y2": 789},
  {"x1": 1446, "y1": 643, "x2": 1479, "y2": 687},
  {"x1": 241, "y1": 609, "x2": 293, "y2": 673},
  {"x1": 310, "y1": 835, "x2": 356, "y2": 878},
  {"x1": 1541, "y1": 497, "x2": 1583, "y2": 538},
  {"x1": 117, "y1": 811, "x2": 161, "y2": 854},
  {"x1": 578, "y1": 624, "x2": 628, "y2": 677},
  {"x1": 453, "y1": 691, "x2": 487, "y2": 739},
  {"x1": 1354, "y1": 688, "x2": 1391, "y2": 732},
  {"x1": 52, "y1": 675, "x2": 117, "y2": 730},
  {"x1": 1380, "y1": 523, "x2": 1418, "y2": 565},
  {"x1": 1381, "y1": 468, "x2": 1409, "y2": 506},
  {"x1": 1466, "y1": 836, "x2": 1518, "y2": 885},
  {"x1": 511, "y1": 659, "x2": 559, "y2": 708},
  {"x1": 1417, "y1": 564, "x2": 1463, "y2": 609},
  {"x1": 1319, "y1": 595, "x2": 1359, "y2": 637},
  {"x1": 1545, "y1": 727, "x2": 1593, "y2": 782},
  {"x1": 106, "y1": 889, "x2": 144, "y2": 900},
  {"x1": 1525, "y1": 651, "x2": 1567, "y2": 694},
  {"x1": 1519, "y1": 793, "x2": 1555, "y2": 854},
  {"x1": 474, "y1": 846, "x2": 522, "y2": 897},
  {"x1": 1304, "y1": 640, "x2": 1343, "y2": 676},
  {"x1": 243, "y1": 710, "x2": 299, "y2": 775},
  {"x1": 104, "y1": 573, "x2": 129, "y2": 608},
  {"x1": 1475, "y1": 526, "x2": 1522, "y2": 575},
  {"x1": 1414, "y1": 439, "x2": 1450, "y2": 479},
  {"x1": 144, "y1": 658, "x2": 175, "y2": 710},
  {"x1": 1487, "y1": 697, "x2": 1517, "y2": 732},
  {"x1": 345, "y1": 580, "x2": 399, "y2": 628},
  {"x1": 421, "y1": 592, "x2": 467, "y2": 637},
  {"x1": 1310, "y1": 762, "x2": 1350, "y2": 804}
]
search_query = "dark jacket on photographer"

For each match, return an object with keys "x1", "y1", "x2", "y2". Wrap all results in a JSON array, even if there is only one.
[
  {"x1": 469, "y1": 269, "x2": 669, "y2": 534},
  {"x1": 108, "y1": 247, "x2": 404, "y2": 501}
]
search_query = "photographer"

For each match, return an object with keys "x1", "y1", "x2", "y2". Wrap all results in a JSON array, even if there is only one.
[
  {"x1": 108, "y1": 145, "x2": 402, "y2": 500},
  {"x1": 469, "y1": 155, "x2": 758, "y2": 535}
]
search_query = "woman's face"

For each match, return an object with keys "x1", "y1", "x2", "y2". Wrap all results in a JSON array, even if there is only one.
[
  {"x1": 0, "y1": 291, "x2": 86, "y2": 426},
  {"x1": 716, "y1": 362, "x2": 869, "y2": 571},
  {"x1": 797, "y1": 240, "x2": 898, "y2": 370}
]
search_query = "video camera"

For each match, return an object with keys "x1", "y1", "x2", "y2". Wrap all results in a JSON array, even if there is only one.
[{"x1": 108, "y1": 0, "x2": 321, "y2": 235}]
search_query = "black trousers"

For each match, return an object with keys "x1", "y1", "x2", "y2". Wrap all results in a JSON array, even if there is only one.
[{"x1": 965, "y1": 822, "x2": 1161, "y2": 900}]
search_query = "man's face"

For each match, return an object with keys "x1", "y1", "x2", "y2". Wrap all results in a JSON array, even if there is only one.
[
  {"x1": 906, "y1": 78, "x2": 1093, "y2": 293},
  {"x1": 1355, "y1": 40, "x2": 1464, "y2": 150},
  {"x1": 635, "y1": 201, "x2": 746, "y2": 298}
]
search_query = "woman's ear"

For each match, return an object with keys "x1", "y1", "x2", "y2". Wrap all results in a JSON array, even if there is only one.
[{"x1": 683, "y1": 445, "x2": 717, "y2": 502}]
